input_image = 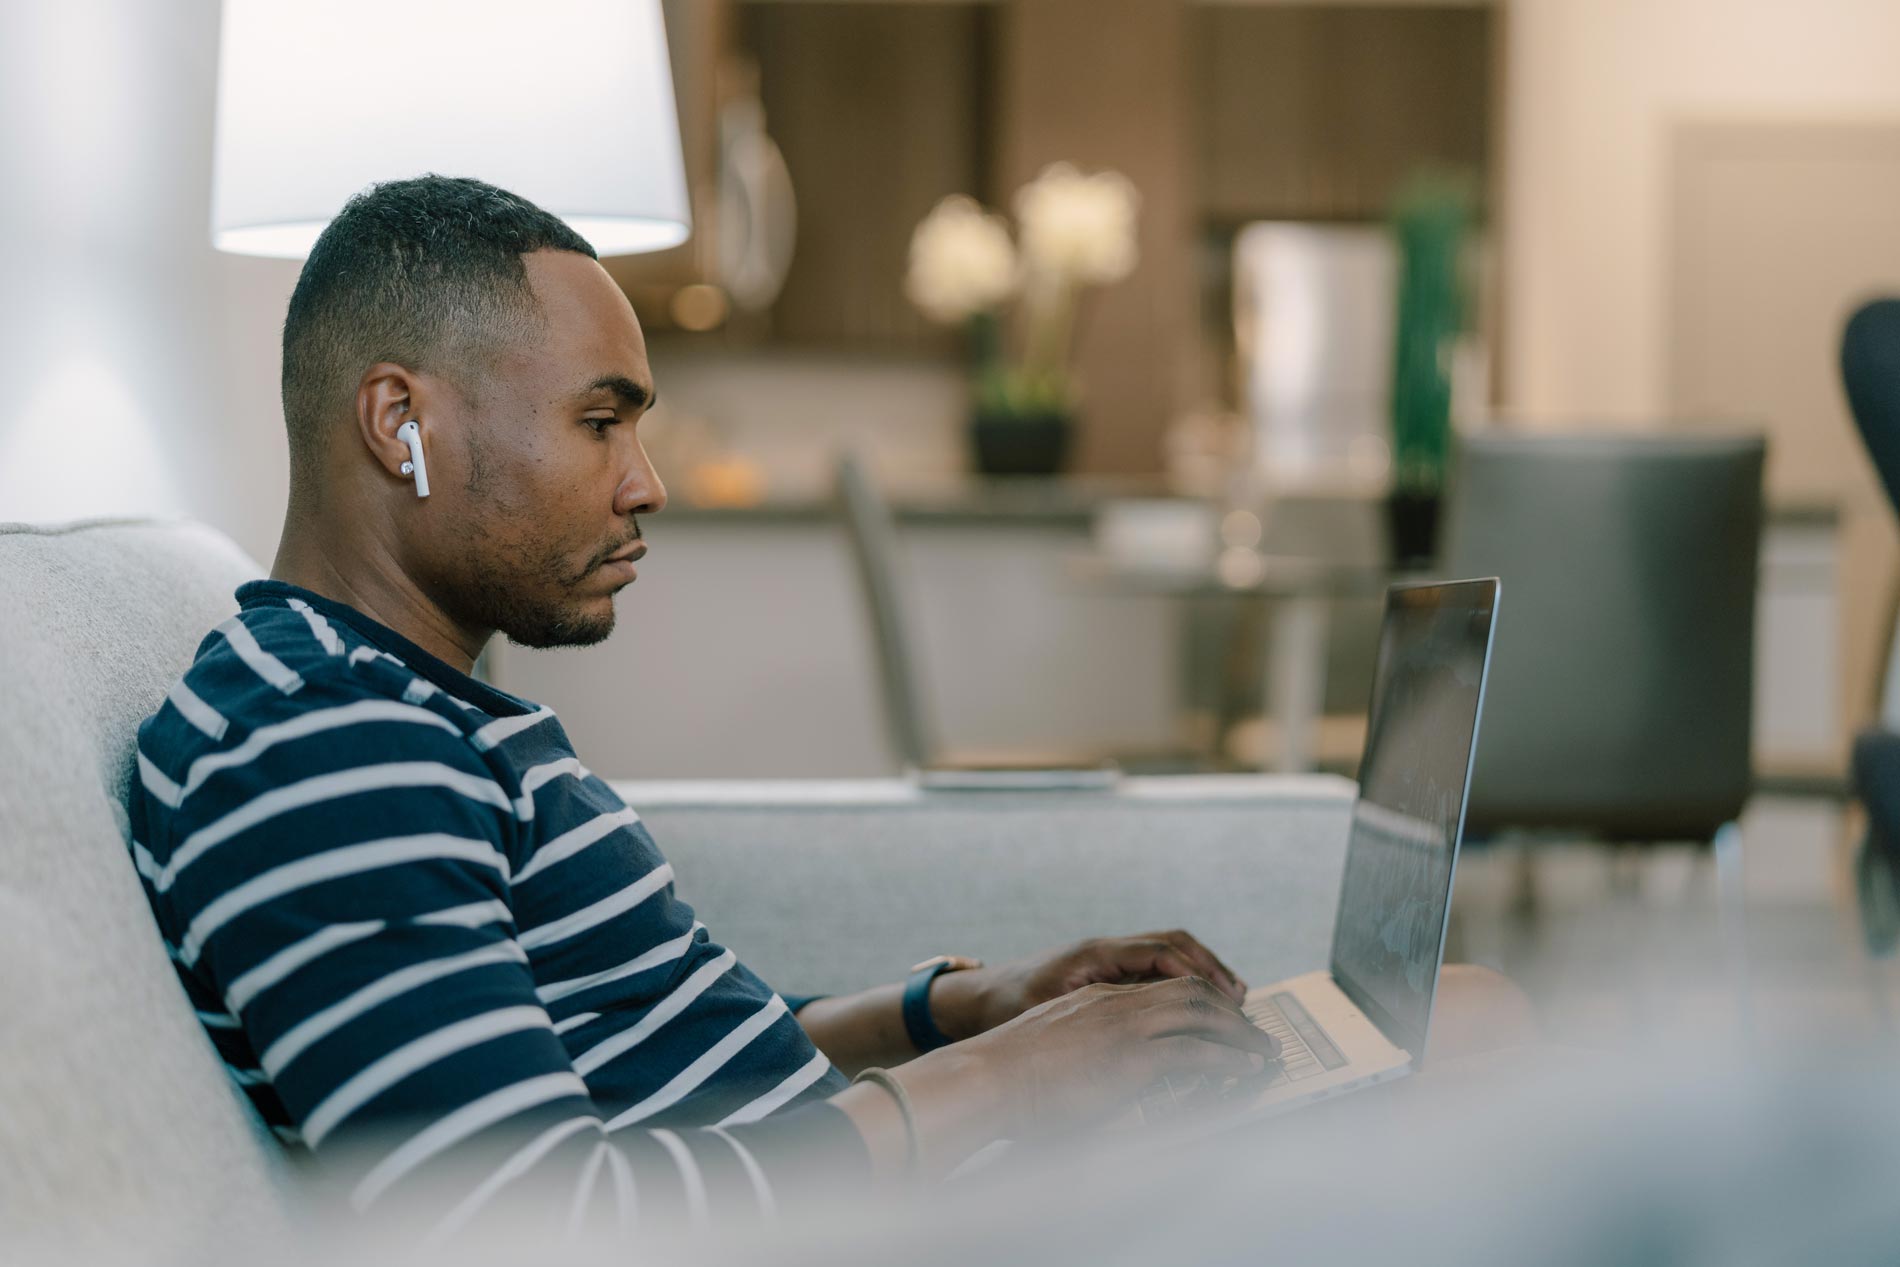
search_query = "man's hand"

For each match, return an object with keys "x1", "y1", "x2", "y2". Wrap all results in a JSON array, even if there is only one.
[
  {"x1": 861, "y1": 973, "x2": 1280, "y2": 1166},
  {"x1": 832, "y1": 939, "x2": 1273, "y2": 1175},
  {"x1": 932, "y1": 930, "x2": 1251, "y2": 1042}
]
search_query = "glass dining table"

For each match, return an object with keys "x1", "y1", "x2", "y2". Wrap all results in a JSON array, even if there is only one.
[{"x1": 1069, "y1": 547, "x2": 1418, "y2": 773}]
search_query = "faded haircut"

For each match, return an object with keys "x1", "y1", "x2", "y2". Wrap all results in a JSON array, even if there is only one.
[{"x1": 279, "y1": 173, "x2": 596, "y2": 490}]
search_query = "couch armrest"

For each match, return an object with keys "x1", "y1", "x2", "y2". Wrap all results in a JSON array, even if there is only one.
[{"x1": 614, "y1": 775, "x2": 1356, "y2": 996}]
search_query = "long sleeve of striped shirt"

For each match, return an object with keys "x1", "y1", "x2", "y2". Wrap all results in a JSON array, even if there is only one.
[{"x1": 128, "y1": 601, "x2": 869, "y2": 1244}]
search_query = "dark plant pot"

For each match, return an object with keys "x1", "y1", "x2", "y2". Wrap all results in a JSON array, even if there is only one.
[
  {"x1": 969, "y1": 411, "x2": 1072, "y2": 477},
  {"x1": 1385, "y1": 488, "x2": 1442, "y2": 569}
]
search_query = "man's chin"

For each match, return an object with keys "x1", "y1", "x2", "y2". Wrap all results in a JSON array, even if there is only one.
[{"x1": 499, "y1": 600, "x2": 617, "y2": 651}]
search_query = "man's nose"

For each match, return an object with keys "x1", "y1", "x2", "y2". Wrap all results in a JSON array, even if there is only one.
[{"x1": 615, "y1": 446, "x2": 667, "y2": 516}]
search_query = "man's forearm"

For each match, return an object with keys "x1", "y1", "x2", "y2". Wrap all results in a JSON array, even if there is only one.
[{"x1": 794, "y1": 972, "x2": 988, "y2": 1075}]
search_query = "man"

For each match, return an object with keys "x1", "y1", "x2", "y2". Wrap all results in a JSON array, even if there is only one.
[{"x1": 127, "y1": 175, "x2": 1275, "y2": 1240}]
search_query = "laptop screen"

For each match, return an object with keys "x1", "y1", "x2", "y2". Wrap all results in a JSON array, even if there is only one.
[{"x1": 1328, "y1": 579, "x2": 1498, "y2": 1060}]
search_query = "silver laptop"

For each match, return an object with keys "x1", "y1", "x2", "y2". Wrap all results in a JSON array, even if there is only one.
[{"x1": 1140, "y1": 577, "x2": 1501, "y2": 1125}]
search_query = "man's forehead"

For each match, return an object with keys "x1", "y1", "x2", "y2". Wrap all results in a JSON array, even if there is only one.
[{"x1": 519, "y1": 249, "x2": 652, "y2": 395}]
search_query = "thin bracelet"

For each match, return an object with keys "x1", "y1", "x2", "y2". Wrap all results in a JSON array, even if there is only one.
[{"x1": 852, "y1": 1067, "x2": 922, "y2": 1180}]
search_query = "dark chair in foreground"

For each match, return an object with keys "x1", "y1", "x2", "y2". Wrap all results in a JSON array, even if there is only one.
[
  {"x1": 1441, "y1": 431, "x2": 1766, "y2": 850},
  {"x1": 1841, "y1": 298, "x2": 1900, "y2": 952}
]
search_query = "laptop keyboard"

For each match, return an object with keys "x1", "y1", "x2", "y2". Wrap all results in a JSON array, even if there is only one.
[
  {"x1": 1245, "y1": 991, "x2": 1348, "y2": 1086},
  {"x1": 1134, "y1": 990, "x2": 1349, "y2": 1124}
]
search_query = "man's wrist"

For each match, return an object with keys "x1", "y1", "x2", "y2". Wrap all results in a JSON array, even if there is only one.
[
  {"x1": 924, "y1": 964, "x2": 990, "y2": 1042},
  {"x1": 889, "y1": 1040, "x2": 1015, "y2": 1174}
]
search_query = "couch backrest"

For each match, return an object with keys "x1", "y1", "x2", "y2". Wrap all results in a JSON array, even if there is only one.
[
  {"x1": 0, "y1": 519, "x2": 292, "y2": 1252},
  {"x1": 621, "y1": 775, "x2": 1356, "y2": 995}
]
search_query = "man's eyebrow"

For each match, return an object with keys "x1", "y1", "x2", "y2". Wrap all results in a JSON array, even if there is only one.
[{"x1": 573, "y1": 374, "x2": 656, "y2": 411}]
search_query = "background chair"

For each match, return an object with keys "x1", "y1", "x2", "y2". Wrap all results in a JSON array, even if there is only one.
[
  {"x1": 1841, "y1": 298, "x2": 1900, "y2": 950},
  {"x1": 1440, "y1": 432, "x2": 1766, "y2": 846},
  {"x1": 834, "y1": 450, "x2": 1200, "y2": 774},
  {"x1": 834, "y1": 449, "x2": 937, "y2": 770}
]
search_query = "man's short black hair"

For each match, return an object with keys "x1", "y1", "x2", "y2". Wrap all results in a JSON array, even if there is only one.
[{"x1": 280, "y1": 174, "x2": 597, "y2": 487}]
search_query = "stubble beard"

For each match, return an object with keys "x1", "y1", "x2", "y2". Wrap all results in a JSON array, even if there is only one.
[
  {"x1": 455, "y1": 516, "x2": 622, "y2": 651},
  {"x1": 475, "y1": 553, "x2": 618, "y2": 650},
  {"x1": 456, "y1": 432, "x2": 625, "y2": 651}
]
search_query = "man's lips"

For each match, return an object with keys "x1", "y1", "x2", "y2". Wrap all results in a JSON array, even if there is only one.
[{"x1": 602, "y1": 542, "x2": 647, "y2": 566}]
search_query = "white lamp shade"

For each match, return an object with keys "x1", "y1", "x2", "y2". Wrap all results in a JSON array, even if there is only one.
[{"x1": 211, "y1": 0, "x2": 691, "y2": 258}]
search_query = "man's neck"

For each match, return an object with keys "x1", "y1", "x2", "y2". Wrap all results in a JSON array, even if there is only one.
[{"x1": 272, "y1": 520, "x2": 490, "y2": 675}]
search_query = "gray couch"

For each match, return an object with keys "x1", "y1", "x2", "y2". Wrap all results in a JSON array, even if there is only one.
[{"x1": 0, "y1": 518, "x2": 1354, "y2": 1259}]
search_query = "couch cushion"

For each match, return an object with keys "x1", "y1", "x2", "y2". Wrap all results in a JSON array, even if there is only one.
[{"x1": 0, "y1": 519, "x2": 291, "y2": 1252}]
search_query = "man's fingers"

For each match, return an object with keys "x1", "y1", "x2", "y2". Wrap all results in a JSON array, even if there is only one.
[
  {"x1": 1148, "y1": 1035, "x2": 1270, "y2": 1082},
  {"x1": 1100, "y1": 939, "x2": 1203, "y2": 989},
  {"x1": 1135, "y1": 978, "x2": 1280, "y2": 1060},
  {"x1": 1168, "y1": 930, "x2": 1248, "y2": 998},
  {"x1": 1141, "y1": 929, "x2": 1247, "y2": 1001}
]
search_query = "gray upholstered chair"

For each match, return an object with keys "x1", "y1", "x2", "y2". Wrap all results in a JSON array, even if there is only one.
[
  {"x1": 1439, "y1": 432, "x2": 1766, "y2": 846},
  {"x1": 0, "y1": 519, "x2": 294, "y2": 1254}
]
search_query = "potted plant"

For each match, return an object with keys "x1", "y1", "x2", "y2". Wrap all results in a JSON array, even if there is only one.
[
  {"x1": 905, "y1": 163, "x2": 1140, "y2": 477},
  {"x1": 1386, "y1": 171, "x2": 1473, "y2": 566}
]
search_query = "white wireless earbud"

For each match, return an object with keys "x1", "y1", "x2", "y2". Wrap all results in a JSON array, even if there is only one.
[{"x1": 395, "y1": 419, "x2": 430, "y2": 498}]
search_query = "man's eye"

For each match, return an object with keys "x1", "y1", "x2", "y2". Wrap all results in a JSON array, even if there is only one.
[{"x1": 584, "y1": 417, "x2": 618, "y2": 434}]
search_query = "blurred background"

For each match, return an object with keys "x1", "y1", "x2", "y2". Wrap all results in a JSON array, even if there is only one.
[{"x1": 6, "y1": 0, "x2": 1900, "y2": 1045}]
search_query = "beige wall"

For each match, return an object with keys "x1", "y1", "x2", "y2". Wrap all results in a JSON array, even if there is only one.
[{"x1": 1501, "y1": 0, "x2": 1900, "y2": 422}]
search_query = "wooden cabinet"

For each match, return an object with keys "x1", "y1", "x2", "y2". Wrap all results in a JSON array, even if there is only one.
[
  {"x1": 1193, "y1": 5, "x2": 1494, "y2": 226},
  {"x1": 740, "y1": 2, "x2": 993, "y2": 352}
]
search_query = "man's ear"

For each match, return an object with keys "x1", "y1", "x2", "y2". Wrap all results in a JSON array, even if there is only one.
[{"x1": 355, "y1": 362, "x2": 425, "y2": 482}]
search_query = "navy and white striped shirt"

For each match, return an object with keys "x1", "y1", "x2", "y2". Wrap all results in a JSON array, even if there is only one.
[{"x1": 126, "y1": 580, "x2": 862, "y2": 1238}]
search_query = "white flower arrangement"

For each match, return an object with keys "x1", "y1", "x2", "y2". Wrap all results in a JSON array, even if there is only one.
[
  {"x1": 1014, "y1": 162, "x2": 1140, "y2": 287},
  {"x1": 905, "y1": 162, "x2": 1141, "y2": 417},
  {"x1": 903, "y1": 195, "x2": 1018, "y2": 324}
]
